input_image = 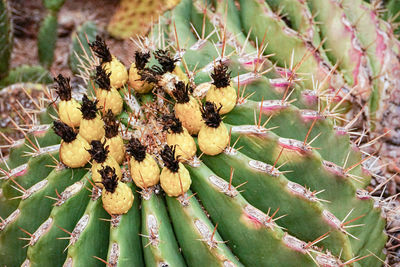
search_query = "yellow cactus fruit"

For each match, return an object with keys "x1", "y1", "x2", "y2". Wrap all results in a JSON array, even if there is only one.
[
  {"x1": 89, "y1": 36, "x2": 128, "y2": 89},
  {"x1": 96, "y1": 87, "x2": 123, "y2": 115},
  {"x1": 172, "y1": 81, "x2": 203, "y2": 135},
  {"x1": 53, "y1": 121, "x2": 90, "y2": 168},
  {"x1": 198, "y1": 102, "x2": 229, "y2": 156},
  {"x1": 102, "y1": 56, "x2": 128, "y2": 89},
  {"x1": 94, "y1": 66, "x2": 123, "y2": 115},
  {"x1": 163, "y1": 114, "x2": 196, "y2": 161},
  {"x1": 160, "y1": 145, "x2": 191, "y2": 197},
  {"x1": 102, "y1": 110, "x2": 125, "y2": 164},
  {"x1": 128, "y1": 51, "x2": 154, "y2": 93},
  {"x1": 127, "y1": 138, "x2": 160, "y2": 189},
  {"x1": 205, "y1": 62, "x2": 237, "y2": 114},
  {"x1": 104, "y1": 136, "x2": 125, "y2": 165},
  {"x1": 53, "y1": 74, "x2": 82, "y2": 128},
  {"x1": 88, "y1": 140, "x2": 122, "y2": 187},
  {"x1": 99, "y1": 166, "x2": 134, "y2": 215},
  {"x1": 58, "y1": 100, "x2": 82, "y2": 128},
  {"x1": 79, "y1": 95, "x2": 105, "y2": 142},
  {"x1": 172, "y1": 65, "x2": 189, "y2": 84}
]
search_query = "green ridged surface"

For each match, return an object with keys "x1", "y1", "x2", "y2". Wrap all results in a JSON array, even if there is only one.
[
  {"x1": 69, "y1": 21, "x2": 97, "y2": 74},
  {"x1": 38, "y1": 13, "x2": 58, "y2": 68}
]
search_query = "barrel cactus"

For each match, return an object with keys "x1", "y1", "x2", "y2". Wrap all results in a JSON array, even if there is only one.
[{"x1": 1, "y1": 0, "x2": 399, "y2": 266}]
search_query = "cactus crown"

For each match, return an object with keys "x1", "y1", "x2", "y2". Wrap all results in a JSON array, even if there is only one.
[
  {"x1": 211, "y1": 62, "x2": 231, "y2": 88},
  {"x1": 103, "y1": 110, "x2": 120, "y2": 138},
  {"x1": 201, "y1": 101, "x2": 222, "y2": 128},
  {"x1": 161, "y1": 145, "x2": 179, "y2": 173},
  {"x1": 88, "y1": 35, "x2": 112, "y2": 63},
  {"x1": 95, "y1": 65, "x2": 111, "y2": 91},
  {"x1": 134, "y1": 51, "x2": 150, "y2": 70},
  {"x1": 172, "y1": 81, "x2": 191, "y2": 104},
  {"x1": 98, "y1": 166, "x2": 118, "y2": 193},
  {"x1": 52, "y1": 120, "x2": 77, "y2": 143},
  {"x1": 154, "y1": 49, "x2": 178, "y2": 74},
  {"x1": 162, "y1": 113, "x2": 183, "y2": 134},
  {"x1": 53, "y1": 74, "x2": 72, "y2": 101},
  {"x1": 88, "y1": 140, "x2": 109, "y2": 163},
  {"x1": 126, "y1": 137, "x2": 146, "y2": 162},
  {"x1": 80, "y1": 94, "x2": 99, "y2": 120}
]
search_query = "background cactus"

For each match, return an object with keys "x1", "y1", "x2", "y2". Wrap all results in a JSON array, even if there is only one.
[{"x1": 0, "y1": 0, "x2": 400, "y2": 266}]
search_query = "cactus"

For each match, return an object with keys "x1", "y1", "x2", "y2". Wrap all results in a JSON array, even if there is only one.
[
  {"x1": 37, "y1": 0, "x2": 65, "y2": 68},
  {"x1": 69, "y1": 21, "x2": 98, "y2": 74},
  {"x1": 42, "y1": 0, "x2": 65, "y2": 12},
  {"x1": 107, "y1": 0, "x2": 181, "y2": 39},
  {"x1": 37, "y1": 13, "x2": 58, "y2": 69},
  {"x1": 1, "y1": 0, "x2": 399, "y2": 266},
  {"x1": 0, "y1": 65, "x2": 53, "y2": 88},
  {"x1": 0, "y1": 0, "x2": 12, "y2": 79}
]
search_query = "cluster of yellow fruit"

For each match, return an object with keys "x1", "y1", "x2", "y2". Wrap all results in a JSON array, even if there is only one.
[{"x1": 53, "y1": 36, "x2": 238, "y2": 215}]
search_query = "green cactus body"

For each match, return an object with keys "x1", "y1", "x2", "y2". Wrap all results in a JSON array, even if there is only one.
[
  {"x1": 0, "y1": 0, "x2": 396, "y2": 265},
  {"x1": 0, "y1": 167, "x2": 87, "y2": 266},
  {"x1": 266, "y1": 0, "x2": 322, "y2": 48},
  {"x1": 69, "y1": 21, "x2": 98, "y2": 74},
  {"x1": 38, "y1": 13, "x2": 58, "y2": 69},
  {"x1": 166, "y1": 190, "x2": 243, "y2": 267},
  {"x1": 106, "y1": 182, "x2": 144, "y2": 267},
  {"x1": 0, "y1": 65, "x2": 53, "y2": 88},
  {"x1": 0, "y1": 0, "x2": 12, "y2": 79},
  {"x1": 42, "y1": 0, "x2": 65, "y2": 12},
  {"x1": 141, "y1": 190, "x2": 186, "y2": 267},
  {"x1": 0, "y1": 151, "x2": 59, "y2": 218},
  {"x1": 26, "y1": 176, "x2": 91, "y2": 266},
  {"x1": 62, "y1": 192, "x2": 110, "y2": 267},
  {"x1": 0, "y1": 126, "x2": 60, "y2": 171}
]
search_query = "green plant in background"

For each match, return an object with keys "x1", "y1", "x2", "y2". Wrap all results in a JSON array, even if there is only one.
[
  {"x1": 0, "y1": 0, "x2": 400, "y2": 266},
  {"x1": 37, "y1": 0, "x2": 65, "y2": 68},
  {"x1": 0, "y1": 0, "x2": 13, "y2": 79}
]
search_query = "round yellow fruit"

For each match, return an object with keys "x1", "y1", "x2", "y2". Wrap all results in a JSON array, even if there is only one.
[
  {"x1": 128, "y1": 63, "x2": 154, "y2": 93},
  {"x1": 129, "y1": 154, "x2": 160, "y2": 189},
  {"x1": 198, "y1": 122, "x2": 229, "y2": 155},
  {"x1": 80, "y1": 115, "x2": 105, "y2": 142},
  {"x1": 92, "y1": 157, "x2": 122, "y2": 187},
  {"x1": 102, "y1": 182, "x2": 134, "y2": 215},
  {"x1": 174, "y1": 96, "x2": 203, "y2": 135},
  {"x1": 96, "y1": 87, "x2": 123, "y2": 115},
  {"x1": 59, "y1": 134, "x2": 91, "y2": 168},
  {"x1": 102, "y1": 56, "x2": 128, "y2": 89},
  {"x1": 58, "y1": 99, "x2": 82, "y2": 128},
  {"x1": 173, "y1": 65, "x2": 189, "y2": 84},
  {"x1": 205, "y1": 83, "x2": 237, "y2": 114},
  {"x1": 104, "y1": 135, "x2": 125, "y2": 165},
  {"x1": 160, "y1": 163, "x2": 191, "y2": 197},
  {"x1": 166, "y1": 128, "x2": 196, "y2": 161}
]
